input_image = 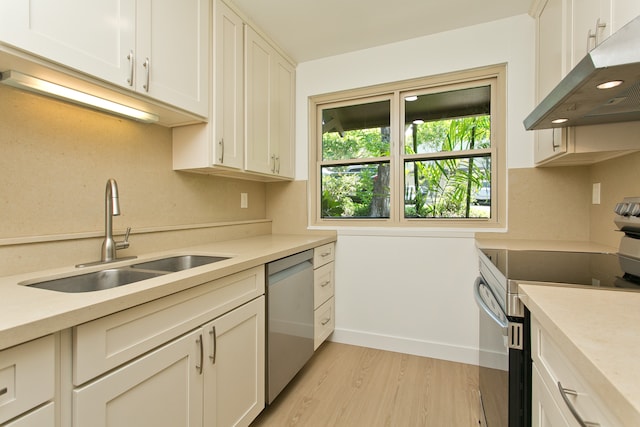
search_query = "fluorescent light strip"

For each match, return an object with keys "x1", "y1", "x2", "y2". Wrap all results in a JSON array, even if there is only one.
[{"x1": 0, "y1": 70, "x2": 159, "y2": 123}]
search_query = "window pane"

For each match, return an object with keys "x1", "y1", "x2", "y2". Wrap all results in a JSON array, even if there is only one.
[
  {"x1": 322, "y1": 100, "x2": 391, "y2": 161},
  {"x1": 404, "y1": 86, "x2": 491, "y2": 155},
  {"x1": 404, "y1": 156, "x2": 491, "y2": 219},
  {"x1": 321, "y1": 163, "x2": 390, "y2": 218}
]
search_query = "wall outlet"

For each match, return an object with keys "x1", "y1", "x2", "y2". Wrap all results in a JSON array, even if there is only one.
[
  {"x1": 592, "y1": 183, "x2": 601, "y2": 205},
  {"x1": 241, "y1": 192, "x2": 248, "y2": 209}
]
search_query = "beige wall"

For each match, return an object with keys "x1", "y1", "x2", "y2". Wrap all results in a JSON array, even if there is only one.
[
  {"x1": 0, "y1": 85, "x2": 269, "y2": 274},
  {"x1": 589, "y1": 151, "x2": 640, "y2": 248},
  {"x1": 478, "y1": 152, "x2": 640, "y2": 247}
]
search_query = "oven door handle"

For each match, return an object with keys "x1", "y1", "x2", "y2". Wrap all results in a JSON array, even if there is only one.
[{"x1": 474, "y1": 277, "x2": 508, "y2": 330}]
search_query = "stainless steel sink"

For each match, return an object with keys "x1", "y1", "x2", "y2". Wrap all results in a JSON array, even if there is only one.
[
  {"x1": 23, "y1": 255, "x2": 229, "y2": 293},
  {"x1": 131, "y1": 255, "x2": 229, "y2": 272},
  {"x1": 26, "y1": 268, "x2": 166, "y2": 293}
]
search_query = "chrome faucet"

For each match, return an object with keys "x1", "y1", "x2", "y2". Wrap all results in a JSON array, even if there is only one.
[
  {"x1": 77, "y1": 178, "x2": 135, "y2": 267},
  {"x1": 101, "y1": 178, "x2": 131, "y2": 262}
]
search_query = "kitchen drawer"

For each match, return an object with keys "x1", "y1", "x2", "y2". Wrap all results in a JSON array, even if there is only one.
[
  {"x1": 531, "y1": 318, "x2": 622, "y2": 427},
  {"x1": 74, "y1": 266, "x2": 264, "y2": 385},
  {"x1": 313, "y1": 243, "x2": 335, "y2": 268},
  {"x1": 0, "y1": 335, "x2": 55, "y2": 424},
  {"x1": 314, "y1": 297, "x2": 334, "y2": 350},
  {"x1": 314, "y1": 261, "x2": 334, "y2": 309},
  {"x1": 2, "y1": 402, "x2": 55, "y2": 427}
]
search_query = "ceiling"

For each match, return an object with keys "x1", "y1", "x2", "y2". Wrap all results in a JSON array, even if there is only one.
[{"x1": 230, "y1": 0, "x2": 531, "y2": 63}]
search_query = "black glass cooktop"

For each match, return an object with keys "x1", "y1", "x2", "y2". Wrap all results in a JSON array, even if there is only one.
[{"x1": 480, "y1": 249, "x2": 640, "y2": 291}]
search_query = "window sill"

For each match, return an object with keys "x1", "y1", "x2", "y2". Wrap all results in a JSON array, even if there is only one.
[{"x1": 307, "y1": 225, "x2": 508, "y2": 238}]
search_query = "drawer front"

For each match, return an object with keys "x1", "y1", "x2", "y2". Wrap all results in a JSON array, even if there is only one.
[
  {"x1": 531, "y1": 318, "x2": 621, "y2": 427},
  {"x1": 313, "y1": 243, "x2": 335, "y2": 268},
  {"x1": 0, "y1": 335, "x2": 55, "y2": 424},
  {"x1": 74, "y1": 266, "x2": 264, "y2": 385},
  {"x1": 3, "y1": 402, "x2": 55, "y2": 427},
  {"x1": 314, "y1": 297, "x2": 334, "y2": 350},
  {"x1": 314, "y1": 262, "x2": 334, "y2": 309}
]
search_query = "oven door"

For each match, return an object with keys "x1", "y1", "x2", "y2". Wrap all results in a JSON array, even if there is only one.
[{"x1": 475, "y1": 276, "x2": 509, "y2": 427}]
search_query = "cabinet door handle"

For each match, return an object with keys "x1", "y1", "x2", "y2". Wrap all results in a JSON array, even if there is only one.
[
  {"x1": 552, "y1": 128, "x2": 560, "y2": 151},
  {"x1": 587, "y1": 29, "x2": 597, "y2": 52},
  {"x1": 271, "y1": 154, "x2": 276, "y2": 173},
  {"x1": 218, "y1": 139, "x2": 224, "y2": 163},
  {"x1": 143, "y1": 57, "x2": 150, "y2": 92},
  {"x1": 321, "y1": 317, "x2": 331, "y2": 326},
  {"x1": 196, "y1": 334, "x2": 203, "y2": 375},
  {"x1": 557, "y1": 382, "x2": 600, "y2": 427},
  {"x1": 321, "y1": 251, "x2": 331, "y2": 258},
  {"x1": 0, "y1": 387, "x2": 7, "y2": 396},
  {"x1": 594, "y1": 18, "x2": 606, "y2": 47},
  {"x1": 209, "y1": 326, "x2": 217, "y2": 364},
  {"x1": 276, "y1": 156, "x2": 280, "y2": 174},
  {"x1": 320, "y1": 280, "x2": 331, "y2": 287},
  {"x1": 127, "y1": 50, "x2": 135, "y2": 86}
]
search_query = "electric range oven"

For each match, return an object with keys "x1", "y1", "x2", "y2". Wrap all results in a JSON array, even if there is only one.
[{"x1": 475, "y1": 196, "x2": 640, "y2": 427}]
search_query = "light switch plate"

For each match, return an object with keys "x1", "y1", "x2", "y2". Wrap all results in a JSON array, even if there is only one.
[
  {"x1": 241, "y1": 193, "x2": 248, "y2": 208},
  {"x1": 592, "y1": 183, "x2": 601, "y2": 204}
]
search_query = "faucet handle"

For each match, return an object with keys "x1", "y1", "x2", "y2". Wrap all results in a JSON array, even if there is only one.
[{"x1": 116, "y1": 227, "x2": 132, "y2": 250}]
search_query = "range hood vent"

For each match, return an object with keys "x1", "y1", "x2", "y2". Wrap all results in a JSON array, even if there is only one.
[{"x1": 524, "y1": 15, "x2": 640, "y2": 130}]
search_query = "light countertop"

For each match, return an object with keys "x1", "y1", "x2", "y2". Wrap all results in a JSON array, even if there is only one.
[
  {"x1": 519, "y1": 284, "x2": 640, "y2": 426},
  {"x1": 475, "y1": 238, "x2": 617, "y2": 253},
  {"x1": 0, "y1": 234, "x2": 335, "y2": 351}
]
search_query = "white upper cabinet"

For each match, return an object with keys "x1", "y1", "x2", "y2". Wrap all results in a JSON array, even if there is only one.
[
  {"x1": 136, "y1": 0, "x2": 209, "y2": 117},
  {"x1": 0, "y1": 0, "x2": 209, "y2": 118},
  {"x1": 173, "y1": 0, "x2": 244, "y2": 171},
  {"x1": 245, "y1": 26, "x2": 295, "y2": 179},
  {"x1": 173, "y1": 0, "x2": 295, "y2": 181},
  {"x1": 530, "y1": 0, "x2": 640, "y2": 166},
  {"x1": 0, "y1": 0, "x2": 136, "y2": 85},
  {"x1": 567, "y1": 0, "x2": 612, "y2": 67}
]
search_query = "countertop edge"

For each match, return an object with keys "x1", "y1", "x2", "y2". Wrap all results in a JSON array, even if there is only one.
[{"x1": 0, "y1": 234, "x2": 336, "y2": 351}]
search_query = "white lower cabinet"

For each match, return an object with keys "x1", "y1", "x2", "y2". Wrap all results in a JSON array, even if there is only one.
[
  {"x1": 73, "y1": 329, "x2": 203, "y2": 427},
  {"x1": 0, "y1": 335, "x2": 55, "y2": 426},
  {"x1": 531, "y1": 316, "x2": 622, "y2": 427},
  {"x1": 73, "y1": 296, "x2": 264, "y2": 427},
  {"x1": 203, "y1": 297, "x2": 265, "y2": 427},
  {"x1": 532, "y1": 363, "x2": 569, "y2": 427}
]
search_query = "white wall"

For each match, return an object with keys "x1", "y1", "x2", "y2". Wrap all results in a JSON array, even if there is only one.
[{"x1": 295, "y1": 14, "x2": 536, "y2": 365}]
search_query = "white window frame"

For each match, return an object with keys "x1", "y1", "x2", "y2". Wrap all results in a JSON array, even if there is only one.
[{"x1": 309, "y1": 64, "x2": 506, "y2": 229}]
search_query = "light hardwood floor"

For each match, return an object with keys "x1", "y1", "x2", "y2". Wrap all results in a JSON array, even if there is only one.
[{"x1": 252, "y1": 342, "x2": 480, "y2": 426}]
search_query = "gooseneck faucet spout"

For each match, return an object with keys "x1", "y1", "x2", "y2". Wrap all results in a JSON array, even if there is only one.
[
  {"x1": 76, "y1": 179, "x2": 134, "y2": 268},
  {"x1": 102, "y1": 178, "x2": 126, "y2": 262}
]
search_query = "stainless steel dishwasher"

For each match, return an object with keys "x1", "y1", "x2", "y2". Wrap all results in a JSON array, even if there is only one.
[{"x1": 266, "y1": 250, "x2": 314, "y2": 404}]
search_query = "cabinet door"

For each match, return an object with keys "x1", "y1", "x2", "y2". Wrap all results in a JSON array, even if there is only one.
[
  {"x1": 532, "y1": 364, "x2": 571, "y2": 427},
  {"x1": 245, "y1": 27, "x2": 274, "y2": 176},
  {"x1": 271, "y1": 55, "x2": 296, "y2": 179},
  {"x1": 568, "y1": 0, "x2": 612, "y2": 67},
  {"x1": 245, "y1": 27, "x2": 295, "y2": 179},
  {"x1": 203, "y1": 296, "x2": 265, "y2": 427},
  {"x1": 136, "y1": 0, "x2": 209, "y2": 116},
  {"x1": 534, "y1": 0, "x2": 569, "y2": 164},
  {"x1": 612, "y1": 0, "x2": 640, "y2": 31},
  {"x1": 213, "y1": 0, "x2": 245, "y2": 169},
  {"x1": 0, "y1": 0, "x2": 135, "y2": 87},
  {"x1": 73, "y1": 330, "x2": 203, "y2": 427}
]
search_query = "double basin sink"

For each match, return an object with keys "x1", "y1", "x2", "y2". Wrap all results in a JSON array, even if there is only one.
[{"x1": 24, "y1": 255, "x2": 230, "y2": 293}]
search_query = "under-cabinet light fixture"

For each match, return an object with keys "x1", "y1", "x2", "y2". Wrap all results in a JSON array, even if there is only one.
[{"x1": 0, "y1": 70, "x2": 159, "y2": 123}]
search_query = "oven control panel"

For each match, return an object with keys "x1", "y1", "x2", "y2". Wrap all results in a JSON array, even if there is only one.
[{"x1": 614, "y1": 196, "x2": 640, "y2": 230}]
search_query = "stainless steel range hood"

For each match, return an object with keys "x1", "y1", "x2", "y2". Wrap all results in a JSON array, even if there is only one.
[{"x1": 524, "y1": 15, "x2": 640, "y2": 130}]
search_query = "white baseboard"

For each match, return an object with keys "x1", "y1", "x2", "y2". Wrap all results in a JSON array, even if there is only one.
[{"x1": 328, "y1": 328, "x2": 480, "y2": 366}]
